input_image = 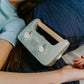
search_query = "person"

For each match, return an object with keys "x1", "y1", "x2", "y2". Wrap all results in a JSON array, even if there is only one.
[
  {"x1": 0, "y1": 0, "x2": 84, "y2": 84},
  {"x1": 33, "y1": 0, "x2": 84, "y2": 83},
  {"x1": 17, "y1": 0, "x2": 84, "y2": 83},
  {"x1": 0, "y1": 0, "x2": 26, "y2": 70}
]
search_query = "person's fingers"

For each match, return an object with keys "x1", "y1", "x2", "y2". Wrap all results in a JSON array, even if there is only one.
[
  {"x1": 83, "y1": 64, "x2": 84, "y2": 67},
  {"x1": 76, "y1": 64, "x2": 83, "y2": 67},
  {"x1": 81, "y1": 56, "x2": 84, "y2": 59},
  {"x1": 74, "y1": 58, "x2": 82, "y2": 62},
  {"x1": 74, "y1": 60, "x2": 82, "y2": 65},
  {"x1": 75, "y1": 62, "x2": 84, "y2": 67}
]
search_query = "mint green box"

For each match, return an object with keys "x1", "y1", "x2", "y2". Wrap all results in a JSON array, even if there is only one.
[{"x1": 18, "y1": 19, "x2": 70, "y2": 66}]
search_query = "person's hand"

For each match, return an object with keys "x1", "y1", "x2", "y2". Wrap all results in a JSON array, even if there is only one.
[
  {"x1": 61, "y1": 65, "x2": 81, "y2": 75},
  {"x1": 60, "y1": 65, "x2": 84, "y2": 83},
  {"x1": 74, "y1": 56, "x2": 84, "y2": 68}
]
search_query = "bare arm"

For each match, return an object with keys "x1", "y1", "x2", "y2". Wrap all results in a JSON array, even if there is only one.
[
  {"x1": 0, "y1": 39, "x2": 62, "y2": 84},
  {"x1": 0, "y1": 40, "x2": 83, "y2": 84},
  {"x1": 61, "y1": 65, "x2": 84, "y2": 83},
  {"x1": 0, "y1": 70, "x2": 62, "y2": 84},
  {"x1": 0, "y1": 65, "x2": 83, "y2": 84},
  {"x1": 0, "y1": 39, "x2": 13, "y2": 70}
]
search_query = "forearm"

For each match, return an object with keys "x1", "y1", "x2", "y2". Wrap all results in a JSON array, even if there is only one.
[
  {"x1": 0, "y1": 39, "x2": 13, "y2": 70},
  {"x1": 61, "y1": 66, "x2": 84, "y2": 83},
  {"x1": 0, "y1": 70, "x2": 62, "y2": 84},
  {"x1": 66, "y1": 70, "x2": 84, "y2": 82},
  {"x1": 0, "y1": 66, "x2": 84, "y2": 84}
]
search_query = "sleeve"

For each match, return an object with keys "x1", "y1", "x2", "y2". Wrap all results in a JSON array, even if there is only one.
[{"x1": 0, "y1": 18, "x2": 25, "y2": 47}]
